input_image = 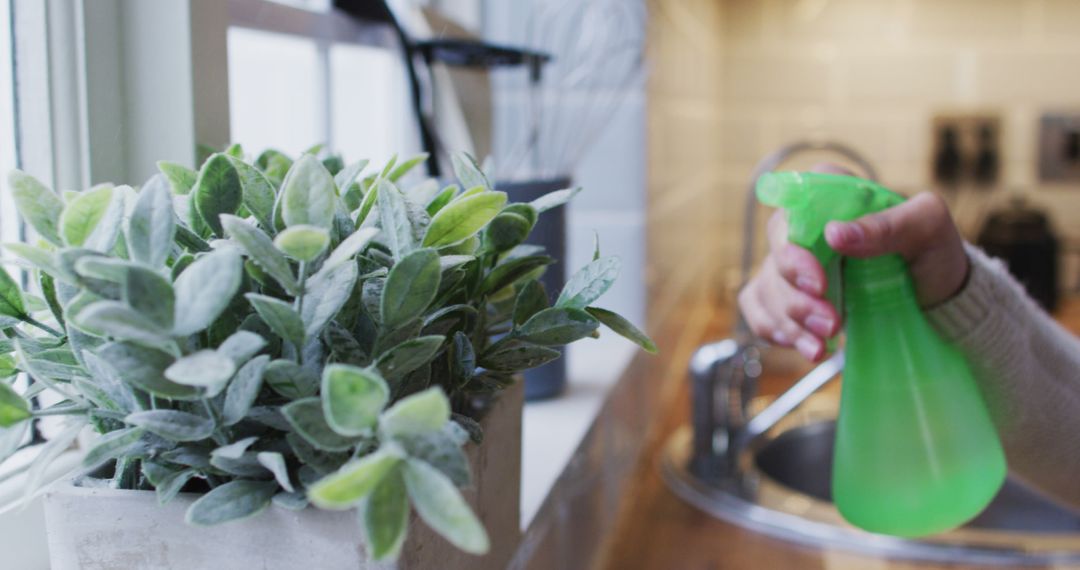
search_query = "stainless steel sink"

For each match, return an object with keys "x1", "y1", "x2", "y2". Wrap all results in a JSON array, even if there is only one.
[
  {"x1": 662, "y1": 388, "x2": 1080, "y2": 566},
  {"x1": 757, "y1": 421, "x2": 1080, "y2": 534}
]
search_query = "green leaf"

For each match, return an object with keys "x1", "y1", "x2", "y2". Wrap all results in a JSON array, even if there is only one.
[
  {"x1": 0, "y1": 382, "x2": 30, "y2": 427},
  {"x1": 164, "y1": 349, "x2": 236, "y2": 390},
  {"x1": 217, "y1": 330, "x2": 267, "y2": 366},
  {"x1": 322, "y1": 364, "x2": 389, "y2": 437},
  {"x1": 59, "y1": 185, "x2": 113, "y2": 247},
  {"x1": 82, "y1": 427, "x2": 146, "y2": 467},
  {"x1": 223, "y1": 355, "x2": 269, "y2": 426},
  {"x1": 379, "y1": 386, "x2": 449, "y2": 438},
  {"x1": 451, "y1": 152, "x2": 490, "y2": 191},
  {"x1": 513, "y1": 280, "x2": 548, "y2": 326},
  {"x1": 281, "y1": 154, "x2": 337, "y2": 230},
  {"x1": 381, "y1": 248, "x2": 440, "y2": 328},
  {"x1": 155, "y1": 468, "x2": 197, "y2": 505},
  {"x1": 361, "y1": 469, "x2": 409, "y2": 561},
  {"x1": 287, "y1": 432, "x2": 350, "y2": 475},
  {"x1": 0, "y1": 265, "x2": 26, "y2": 319},
  {"x1": 301, "y1": 261, "x2": 358, "y2": 339},
  {"x1": 484, "y1": 212, "x2": 531, "y2": 252},
  {"x1": 377, "y1": 180, "x2": 416, "y2": 260},
  {"x1": 324, "y1": 227, "x2": 378, "y2": 271},
  {"x1": 185, "y1": 480, "x2": 278, "y2": 526},
  {"x1": 226, "y1": 156, "x2": 277, "y2": 231},
  {"x1": 257, "y1": 451, "x2": 295, "y2": 493},
  {"x1": 479, "y1": 343, "x2": 560, "y2": 372},
  {"x1": 157, "y1": 161, "x2": 198, "y2": 195},
  {"x1": 334, "y1": 159, "x2": 369, "y2": 195},
  {"x1": 556, "y1": 256, "x2": 621, "y2": 310},
  {"x1": 273, "y1": 225, "x2": 330, "y2": 262},
  {"x1": 395, "y1": 427, "x2": 470, "y2": 486},
  {"x1": 246, "y1": 294, "x2": 305, "y2": 347},
  {"x1": 8, "y1": 170, "x2": 64, "y2": 246},
  {"x1": 422, "y1": 191, "x2": 507, "y2": 248},
  {"x1": 3, "y1": 242, "x2": 61, "y2": 277},
  {"x1": 222, "y1": 215, "x2": 299, "y2": 294},
  {"x1": 124, "y1": 264, "x2": 175, "y2": 330},
  {"x1": 425, "y1": 185, "x2": 458, "y2": 216},
  {"x1": 127, "y1": 174, "x2": 176, "y2": 267},
  {"x1": 282, "y1": 397, "x2": 357, "y2": 451},
  {"x1": 517, "y1": 307, "x2": 599, "y2": 345},
  {"x1": 586, "y1": 307, "x2": 658, "y2": 353},
  {"x1": 451, "y1": 332, "x2": 475, "y2": 388},
  {"x1": 97, "y1": 342, "x2": 200, "y2": 400},
  {"x1": 388, "y1": 153, "x2": 429, "y2": 182},
  {"x1": 173, "y1": 248, "x2": 243, "y2": 336},
  {"x1": 530, "y1": 186, "x2": 582, "y2": 213},
  {"x1": 82, "y1": 351, "x2": 139, "y2": 412},
  {"x1": 125, "y1": 409, "x2": 215, "y2": 442},
  {"x1": 481, "y1": 255, "x2": 553, "y2": 295},
  {"x1": 375, "y1": 335, "x2": 444, "y2": 381},
  {"x1": 354, "y1": 178, "x2": 380, "y2": 226},
  {"x1": 192, "y1": 154, "x2": 243, "y2": 237},
  {"x1": 273, "y1": 491, "x2": 309, "y2": 511},
  {"x1": 74, "y1": 300, "x2": 173, "y2": 348},
  {"x1": 264, "y1": 359, "x2": 319, "y2": 400},
  {"x1": 402, "y1": 457, "x2": 489, "y2": 554},
  {"x1": 307, "y1": 444, "x2": 404, "y2": 509}
]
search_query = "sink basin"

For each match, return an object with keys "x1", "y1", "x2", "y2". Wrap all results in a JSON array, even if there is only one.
[
  {"x1": 662, "y1": 394, "x2": 1080, "y2": 566},
  {"x1": 756, "y1": 421, "x2": 1080, "y2": 533}
]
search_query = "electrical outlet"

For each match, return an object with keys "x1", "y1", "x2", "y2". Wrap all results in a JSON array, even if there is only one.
[
  {"x1": 930, "y1": 113, "x2": 1001, "y2": 189},
  {"x1": 1038, "y1": 113, "x2": 1080, "y2": 183}
]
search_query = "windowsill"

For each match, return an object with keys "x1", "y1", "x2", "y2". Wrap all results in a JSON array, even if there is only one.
[{"x1": 519, "y1": 336, "x2": 637, "y2": 529}]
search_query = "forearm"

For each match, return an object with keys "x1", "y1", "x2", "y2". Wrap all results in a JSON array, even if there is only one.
[{"x1": 926, "y1": 244, "x2": 1080, "y2": 509}]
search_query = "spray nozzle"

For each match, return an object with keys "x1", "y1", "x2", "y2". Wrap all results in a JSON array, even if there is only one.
[{"x1": 755, "y1": 171, "x2": 905, "y2": 267}]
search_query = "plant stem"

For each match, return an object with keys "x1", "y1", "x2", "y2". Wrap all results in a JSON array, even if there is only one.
[
  {"x1": 201, "y1": 400, "x2": 228, "y2": 446},
  {"x1": 21, "y1": 316, "x2": 62, "y2": 337},
  {"x1": 33, "y1": 406, "x2": 90, "y2": 417},
  {"x1": 293, "y1": 260, "x2": 308, "y2": 363},
  {"x1": 294, "y1": 261, "x2": 308, "y2": 315}
]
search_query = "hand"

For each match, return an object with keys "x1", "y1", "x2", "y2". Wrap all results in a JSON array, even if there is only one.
[{"x1": 738, "y1": 164, "x2": 969, "y2": 361}]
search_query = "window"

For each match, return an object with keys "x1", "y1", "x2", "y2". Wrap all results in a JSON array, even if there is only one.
[
  {"x1": 0, "y1": 0, "x2": 19, "y2": 246},
  {"x1": 227, "y1": 0, "x2": 420, "y2": 164}
]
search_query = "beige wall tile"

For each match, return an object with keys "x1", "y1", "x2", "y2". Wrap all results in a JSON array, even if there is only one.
[
  {"x1": 846, "y1": 52, "x2": 959, "y2": 103},
  {"x1": 909, "y1": 0, "x2": 1028, "y2": 40},
  {"x1": 722, "y1": 53, "x2": 834, "y2": 103},
  {"x1": 976, "y1": 52, "x2": 1080, "y2": 105}
]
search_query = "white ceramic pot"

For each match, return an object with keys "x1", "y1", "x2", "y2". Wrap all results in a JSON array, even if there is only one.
[{"x1": 43, "y1": 381, "x2": 523, "y2": 570}]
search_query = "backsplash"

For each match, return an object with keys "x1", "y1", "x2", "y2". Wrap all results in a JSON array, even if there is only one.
[{"x1": 648, "y1": 0, "x2": 1080, "y2": 313}]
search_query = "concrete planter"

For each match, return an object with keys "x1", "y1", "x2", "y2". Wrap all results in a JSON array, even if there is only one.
[{"x1": 43, "y1": 381, "x2": 523, "y2": 570}]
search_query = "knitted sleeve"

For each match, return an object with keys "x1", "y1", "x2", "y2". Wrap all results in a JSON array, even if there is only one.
[{"x1": 926, "y1": 243, "x2": 1080, "y2": 509}]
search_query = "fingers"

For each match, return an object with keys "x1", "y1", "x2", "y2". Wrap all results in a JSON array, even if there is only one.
[
  {"x1": 738, "y1": 257, "x2": 840, "y2": 361},
  {"x1": 824, "y1": 192, "x2": 949, "y2": 259},
  {"x1": 767, "y1": 211, "x2": 826, "y2": 296}
]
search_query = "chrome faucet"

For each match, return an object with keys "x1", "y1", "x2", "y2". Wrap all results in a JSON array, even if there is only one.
[{"x1": 690, "y1": 141, "x2": 877, "y2": 479}]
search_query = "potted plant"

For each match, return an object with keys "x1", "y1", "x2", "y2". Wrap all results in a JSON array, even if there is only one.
[{"x1": 0, "y1": 147, "x2": 655, "y2": 569}]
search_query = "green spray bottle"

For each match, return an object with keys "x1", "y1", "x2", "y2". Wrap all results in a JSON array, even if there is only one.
[{"x1": 755, "y1": 171, "x2": 1006, "y2": 537}]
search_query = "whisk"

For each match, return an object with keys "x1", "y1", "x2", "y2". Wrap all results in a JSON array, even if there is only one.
[{"x1": 500, "y1": 0, "x2": 647, "y2": 181}]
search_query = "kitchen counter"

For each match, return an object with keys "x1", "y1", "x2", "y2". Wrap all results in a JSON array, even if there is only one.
[{"x1": 597, "y1": 296, "x2": 1080, "y2": 570}]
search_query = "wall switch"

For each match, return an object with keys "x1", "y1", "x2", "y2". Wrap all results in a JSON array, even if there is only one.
[
  {"x1": 930, "y1": 113, "x2": 1001, "y2": 189},
  {"x1": 1038, "y1": 113, "x2": 1080, "y2": 183}
]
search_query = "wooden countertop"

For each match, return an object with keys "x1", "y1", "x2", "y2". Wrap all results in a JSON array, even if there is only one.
[{"x1": 596, "y1": 296, "x2": 1080, "y2": 570}]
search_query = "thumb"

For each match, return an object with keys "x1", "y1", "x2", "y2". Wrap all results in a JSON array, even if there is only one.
[{"x1": 824, "y1": 194, "x2": 943, "y2": 258}]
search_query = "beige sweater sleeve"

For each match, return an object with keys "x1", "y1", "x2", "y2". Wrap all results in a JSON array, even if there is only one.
[{"x1": 926, "y1": 243, "x2": 1080, "y2": 509}]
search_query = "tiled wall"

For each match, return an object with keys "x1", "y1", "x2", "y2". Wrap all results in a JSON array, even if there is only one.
[{"x1": 649, "y1": 0, "x2": 1080, "y2": 312}]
